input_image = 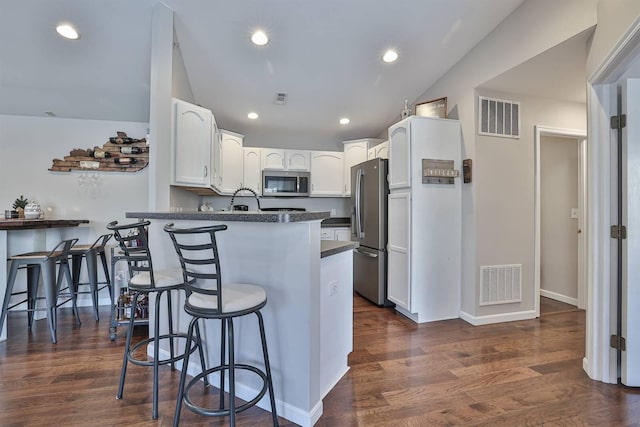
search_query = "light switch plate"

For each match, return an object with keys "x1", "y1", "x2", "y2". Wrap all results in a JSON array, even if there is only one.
[{"x1": 570, "y1": 208, "x2": 578, "y2": 219}]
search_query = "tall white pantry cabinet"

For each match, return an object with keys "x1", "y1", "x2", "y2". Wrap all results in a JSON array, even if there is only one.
[{"x1": 387, "y1": 116, "x2": 462, "y2": 323}]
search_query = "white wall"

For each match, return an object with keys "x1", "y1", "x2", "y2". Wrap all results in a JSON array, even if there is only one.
[
  {"x1": 587, "y1": 0, "x2": 640, "y2": 78},
  {"x1": 0, "y1": 115, "x2": 149, "y2": 236},
  {"x1": 409, "y1": 0, "x2": 595, "y2": 321},
  {"x1": 540, "y1": 135, "x2": 579, "y2": 302}
]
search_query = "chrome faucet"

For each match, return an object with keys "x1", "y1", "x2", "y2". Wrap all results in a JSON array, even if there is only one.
[{"x1": 228, "y1": 187, "x2": 261, "y2": 211}]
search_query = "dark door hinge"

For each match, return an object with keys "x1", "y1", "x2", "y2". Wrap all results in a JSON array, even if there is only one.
[
  {"x1": 611, "y1": 225, "x2": 627, "y2": 239},
  {"x1": 610, "y1": 335, "x2": 627, "y2": 351},
  {"x1": 611, "y1": 114, "x2": 627, "y2": 130}
]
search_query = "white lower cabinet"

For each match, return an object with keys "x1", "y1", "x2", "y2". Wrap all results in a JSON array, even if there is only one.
[
  {"x1": 387, "y1": 191, "x2": 411, "y2": 311},
  {"x1": 321, "y1": 227, "x2": 351, "y2": 241}
]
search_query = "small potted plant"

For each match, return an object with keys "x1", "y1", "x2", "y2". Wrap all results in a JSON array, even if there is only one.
[{"x1": 13, "y1": 195, "x2": 28, "y2": 219}]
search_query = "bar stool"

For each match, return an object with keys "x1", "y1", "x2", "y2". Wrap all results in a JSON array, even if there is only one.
[
  {"x1": 0, "y1": 238, "x2": 80, "y2": 344},
  {"x1": 164, "y1": 223, "x2": 278, "y2": 427},
  {"x1": 68, "y1": 233, "x2": 112, "y2": 321},
  {"x1": 107, "y1": 220, "x2": 205, "y2": 420}
]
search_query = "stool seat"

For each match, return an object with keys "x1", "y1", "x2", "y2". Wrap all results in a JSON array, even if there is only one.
[
  {"x1": 129, "y1": 268, "x2": 184, "y2": 289},
  {"x1": 187, "y1": 283, "x2": 266, "y2": 314},
  {"x1": 11, "y1": 250, "x2": 66, "y2": 259}
]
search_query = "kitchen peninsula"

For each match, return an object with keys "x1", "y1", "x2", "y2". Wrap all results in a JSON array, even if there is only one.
[{"x1": 125, "y1": 210, "x2": 355, "y2": 427}]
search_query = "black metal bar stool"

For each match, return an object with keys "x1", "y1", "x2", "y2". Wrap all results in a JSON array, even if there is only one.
[
  {"x1": 107, "y1": 220, "x2": 205, "y2": 420},
  {"x1": 164, "y1": 223, "x2": 278, "y2": 427},
  {"x1": 0, "y1": 238, "x2": 80, "y2": 343},
  {"x1": 68, "y1": 233, "x2": 112, "y2": 321}
]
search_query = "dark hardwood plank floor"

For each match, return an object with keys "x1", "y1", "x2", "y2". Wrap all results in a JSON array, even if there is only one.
[{"x1": 0, "y1": 296, "x2": 638, "y2": 426}]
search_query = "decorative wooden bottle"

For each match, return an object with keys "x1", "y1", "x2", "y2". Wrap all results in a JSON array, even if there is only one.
[{"x1": 49, "y1": 134, "x2": 149, "y2": 172}]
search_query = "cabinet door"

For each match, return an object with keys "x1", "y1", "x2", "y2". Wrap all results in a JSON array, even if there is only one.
[
  {"x1": 286, "y1": 150, "x2": 311, "y2": 171},
  {"x1": 310, "y1": 151, "x2": 344, "y2": 196},
  {"x1": 387, "y1": 192, "x2": 411, "y2": 310},
  {"x1": 262, "y1": 149, "x2": 286, "y2": 170},
  {"x1": 334, "y1": 228, "x2": 351, "y2": 241},
  {"x1": 320, "y1": 229, "x2": 334, "y2": 240},
  {"x1": 243, "y1": 147, "x2": 262, "y2": 195},
  {"x1": 389, "y1": 121, "x2": 411, "y2": 189},
  {"x1": 218, "y1": 130, "x2": 244, "y2": 194},
  {"x1": 376, "y1": 141, "x2": 389, "y2": 159},
  {"x1": 173, "y1": 99, "x2": 212, "y2": 187},
  {"x1": 343, "y1": 141, "x2": 369, "y2": 196},
  {"x1": 210, "y1": 122, "x2": 223, "y2": 191},
  {"x1": 367, "y1": 146, "x2": 376, "y2": 160}
]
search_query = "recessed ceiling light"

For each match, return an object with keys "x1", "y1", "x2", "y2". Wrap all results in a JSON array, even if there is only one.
[
  {"x1": 382, "y1": 49, "x2": 398, "y2": 63},
  {"x1": 248, "y1": 112, "x2": 259, "y2": 120},
  {"x1": 339, "y1": 118, "x2": 350, "y2": 125},
  {"x1": 251, "y1": 30, "x2": 269, "y2": 46},
  {"x1": 56, "y1": 24, "x2": 80, "y2": 40}
]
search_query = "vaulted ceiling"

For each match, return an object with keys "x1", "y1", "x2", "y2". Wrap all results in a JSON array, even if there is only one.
[{"x1": 2, "y1": 0, "x2": 540, "y2": 145}]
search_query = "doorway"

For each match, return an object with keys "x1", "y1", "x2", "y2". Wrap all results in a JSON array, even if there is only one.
[{"x1": 534, "y1": 126, "x2": 587, "y2": 317}]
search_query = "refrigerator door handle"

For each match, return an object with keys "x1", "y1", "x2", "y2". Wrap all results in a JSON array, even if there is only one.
[
  {"x1": 354, "y1": 248, "x2": 378, "y2": 258},
  {"x1": 355, "y1": 168, "x2": 365, "y2": 239}
]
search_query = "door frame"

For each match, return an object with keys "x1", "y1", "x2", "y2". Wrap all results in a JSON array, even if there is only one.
[
  {"x1": 585, "y1": 15, "x2": 640, "y2": 384},
  {"x1": 534, "y1": 126, "x2": 587, "y2": 317}
]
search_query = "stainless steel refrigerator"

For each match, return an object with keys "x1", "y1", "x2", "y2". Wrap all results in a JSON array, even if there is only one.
[{"x1": 351, "y1": 157, "x2": 390, "y2": 306}]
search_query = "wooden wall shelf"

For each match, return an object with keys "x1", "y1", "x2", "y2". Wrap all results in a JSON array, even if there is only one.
[{"x1": 49, "y1": 138, "x2": 149, "y2": 173}]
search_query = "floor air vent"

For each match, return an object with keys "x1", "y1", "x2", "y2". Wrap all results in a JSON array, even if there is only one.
[
  {"x1": 478, "y1": 96, "x2": 520, "y2": 139},
  {"x1": 480, "y1": 264, "x2": 522, "y2": 306}
]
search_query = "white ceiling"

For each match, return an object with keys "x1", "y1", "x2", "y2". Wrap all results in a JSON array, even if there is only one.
[
  {"x1": 479, "y1": 29, "x2": 593, "y2": 104},
  {"x1": 1, "y1": 0, "x2": 534, "y2": 144}
]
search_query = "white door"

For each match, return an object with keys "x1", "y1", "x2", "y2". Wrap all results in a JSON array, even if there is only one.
[
  {"x1": 262, "y1": 149, "x2": 286, "y2": 170},
  {"x1": 388, "y1": 120, "x2": 411, "y2": 189},
  {"x1": 387, "y1": 191, "x2": 411, "y2": 311},
  {"x1": 310, "y1": 151, "x2": 343, "y2": 196},
  {"x1": 343, "y1": 141, "x2": 368, "y2": 196},
  {"x1": 173, "y1": 99, "x2": 211, "y2": 186},
  {"x1": 620, "y1": 78, "x2": 640, "y2": 386},
  {"x1": 243, "y1": 147, "x2": 262, "y2": 194},
  {"x1": 286, "y1": 150, "x2": 310, "y2": 171},
  {"x1": 218, "y1": 131, "x2": 244, "y2": 194}
]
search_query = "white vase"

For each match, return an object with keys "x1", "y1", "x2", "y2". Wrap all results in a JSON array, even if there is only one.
[{"x1": 24, "y1": 203, "x2": 42, "y2": 219}]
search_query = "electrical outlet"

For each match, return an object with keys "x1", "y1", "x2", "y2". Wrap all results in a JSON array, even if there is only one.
[
  {"x1": 329, "y1": 281, "x2": 338, "y2": 296},
  {"x1": 330, "y1": 208, "x2": 337, "y2": 217}
]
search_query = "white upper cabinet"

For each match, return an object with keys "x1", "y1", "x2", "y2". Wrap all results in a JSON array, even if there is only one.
[
  {"x1": 262, "y1": 149, "x2": 310, "y2": 171},
  {"x1": 216, "y1": 130, "x2": 245, "y2": 195},
  {"x1": 343, "y1": 138, "x2": 380, "y2": 196},
  {"x1": 172, "y1": 98, "x2": 212, "y2": 187},
  {"x1": 286, "y1": 150, "x2": 311, "y2": 171},
  {"x1": 262, "y1": 149, "x2": 286, "y2": 170},
  {"x1": 310, "y1": 151, "x2": 344, "y2": 197},
  {"x1": 368, "y1": 140, "x2": 389, "y2": 160},
  {"x1": 243, "y1": 147, "x2": 262, "y2": 195},
  {"x1": 388, "y1": 121, "x2": 411, "y2": 189}
]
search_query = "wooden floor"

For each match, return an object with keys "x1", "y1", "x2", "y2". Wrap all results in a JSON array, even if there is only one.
[{"x1": 0, "y1": 297, "x2": 638, "y2": 426}]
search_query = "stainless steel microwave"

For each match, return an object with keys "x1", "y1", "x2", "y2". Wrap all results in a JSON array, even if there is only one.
[{"x1": 262, "y1": 170, "x2": 310, "y2": 197}]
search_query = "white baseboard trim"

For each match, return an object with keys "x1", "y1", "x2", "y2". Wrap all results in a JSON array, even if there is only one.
[
  {"x1": 540, "y1": 289, "x2": 578, "y2": 307},
  {"x1": 460, "y1": 309, "x2": 537, "y2": 326},
  {"x1": 150, "y1": 345, "x2": 318, "y2": 427},
  {"x1": 393, "y1": 305, "x2": 419, "y2": 322}
]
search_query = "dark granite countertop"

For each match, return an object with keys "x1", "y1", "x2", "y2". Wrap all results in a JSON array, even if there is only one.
[
  {"x1": 321, "y1": 217, "x2": 351, "y2": 228},
  {"x1": 321, "y1": 240, "x2": 358, "y2": 258},
  {"x1": 0, "y1": 219, "x2": 89, "y2": 231},
  {"x1": 126, "y1": 210, "x2": 330, "y2": 223}
]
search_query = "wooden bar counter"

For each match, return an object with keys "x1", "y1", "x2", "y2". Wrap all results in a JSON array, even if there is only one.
[{"x1": 0, "y1": 218, "x2": 90, "y2": 341}]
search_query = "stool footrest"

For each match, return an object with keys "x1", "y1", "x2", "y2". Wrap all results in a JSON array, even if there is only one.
[
  {"x1": 184, "y1": 363, "x2": 269, "y2": 417},
  {"x1": 127, "y1": 333, "x2": 198, "y2": 367}
]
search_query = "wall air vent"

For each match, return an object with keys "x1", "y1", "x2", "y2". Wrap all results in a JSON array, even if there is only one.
[
  {"x1": 478, "y1": 96, "x2": 520, "y2": 139},
  {"x1": 480, "y1": 264, "x2": 522, "y2": 306},
  {"x1": 274, "y1": 92, "x2": 288, "y2": 105}
]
